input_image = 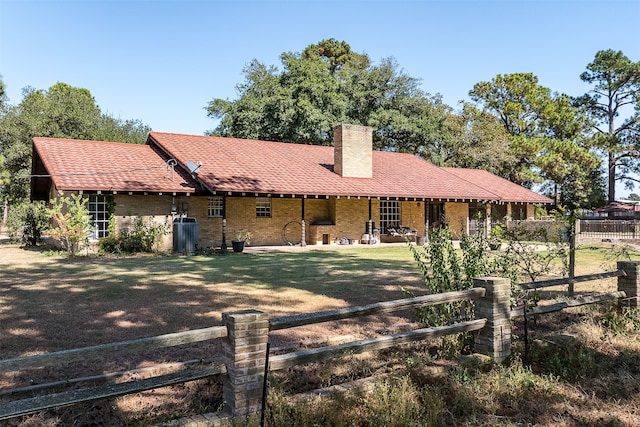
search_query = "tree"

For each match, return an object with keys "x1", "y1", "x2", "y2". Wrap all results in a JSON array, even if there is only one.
[
  {"x1": 576, "y1": 49, "x2": 640, "y2": 202},
  {"x1": 440, "y1": 102, "x2": 515, "y2": 176},
  {"x1": 0, "y1": 82, "x2": 151, "y2": 204},
  {"x1": 206, "y1": 40, "x2": 464, "y2": 160},
  {"x1": 470, "y1": 73, "x2": 600, "y2": 207}
]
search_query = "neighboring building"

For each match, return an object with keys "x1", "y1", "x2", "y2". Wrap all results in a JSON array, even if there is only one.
[{"x1": 31, "y1": 124, "x2": 552, "y2": 250}]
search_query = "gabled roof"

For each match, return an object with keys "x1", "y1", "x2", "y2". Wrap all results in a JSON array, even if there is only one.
[
  {"x1": 31, "y1": 133, "x2": 552, "y2": 205},
  {"x1": 149, "y1": 132, "x2": 521, "y2": 202},
  {"x1": 442, "y1": 167, "x2": 552, "y2": 204},
  {"x1": 32, "y1": 137, "x2": 198, "y2": 195}
]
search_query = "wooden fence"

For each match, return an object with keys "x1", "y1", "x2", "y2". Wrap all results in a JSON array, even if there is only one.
[{"x1": 1, "y1": 261, "x2": 640, "y2": 423}]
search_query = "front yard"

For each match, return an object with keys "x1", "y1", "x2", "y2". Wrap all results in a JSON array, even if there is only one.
[{"x1": 1, "y1": 241, "x2": 640, "y2": 425}]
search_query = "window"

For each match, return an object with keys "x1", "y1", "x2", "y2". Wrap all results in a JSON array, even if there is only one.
[
  {"x1": 256, "y1": 197, "x2": 271, "y2": 218},
  {"x1": 512, "y1": 204, "x2": 527, "y2": 220},
  {"x1": 208, "y1": 196, "x2": 223, "y2": 217},
  {"x1": 88, "y1": 194, "x2": 110, "y2": 240},
  {"x1": 379, "y1": 200, "x2": 400, "y2": 234}
]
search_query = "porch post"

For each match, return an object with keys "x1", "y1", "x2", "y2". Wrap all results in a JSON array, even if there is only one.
[
  {"x1": 368, "y1": 198, "x2": 373, "y2": 235},
  {"x1": 300, "y1": 198, "x2": 306, "y2": 247},
  {"x1": 484, "y1": 205, "x2": 491, "y2": 237},
  {"x1": 221, "y1": 196, "x2": 227, "y2": 250}
]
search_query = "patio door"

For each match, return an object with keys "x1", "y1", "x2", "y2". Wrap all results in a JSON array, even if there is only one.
[{"x1": 426, "y1": 203, "x2": 444, "y2": 231}]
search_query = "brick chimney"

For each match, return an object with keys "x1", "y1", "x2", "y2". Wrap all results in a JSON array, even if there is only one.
[{"x1": 333, "y1": 124, "x2": 373, "y2": 178}]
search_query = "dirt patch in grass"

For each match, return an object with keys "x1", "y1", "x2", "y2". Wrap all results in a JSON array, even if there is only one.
[
  {"x1": 2, "y1": 241, "x2": 640, "y2": 425},
  {"x1": 0, "y1": 242, "x2": 426, "y2": 424}
]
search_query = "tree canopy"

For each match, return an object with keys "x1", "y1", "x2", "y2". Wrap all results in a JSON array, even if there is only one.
[
  {"x1": 206, "y1": 39, "x2": 514, "y2": 176},
  {"x1": 576, "y1": 49, "x2": 640, "y2": 202},
  {"x1": 469, "y1": 73, "x2": 601, "y2": 206},
  {"x1": 0, "y1": 82, "x2": 151, "y2": 204}
]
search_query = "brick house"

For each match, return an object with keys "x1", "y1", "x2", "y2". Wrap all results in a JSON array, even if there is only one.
[{"x1": 31, "y1": 124, "x2": 552, "y2": 250}]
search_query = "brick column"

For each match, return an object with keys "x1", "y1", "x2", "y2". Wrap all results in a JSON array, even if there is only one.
[
  {"x1": 222, "y1": 309, "x2": 269, "y2": 416},
  {"x1": 474, "y1": 277, "x2": 511, "y2": 363},
  {"x1": 618, "y1": 261, "x2": 640, "y2": 308}
]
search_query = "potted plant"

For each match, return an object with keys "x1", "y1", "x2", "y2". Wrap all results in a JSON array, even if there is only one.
[{"x1": 231, "y1": 230, "x2": 252, "y2": 253}]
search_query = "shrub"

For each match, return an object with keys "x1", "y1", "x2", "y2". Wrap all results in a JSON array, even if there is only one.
[
  {"x1": 5, "y1": 200, "x2": 49, "y2": 246},
  {"x1": 99, "y1": 216, "x2": 168, "y2": 253},
  {"x1": 47, "y1": 194, "x2": 93, "y2": 256}
]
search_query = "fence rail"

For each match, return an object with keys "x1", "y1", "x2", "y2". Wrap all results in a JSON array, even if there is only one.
[
  {"x1": 1, "y1": 262, "x2": 639, "y2": 422},
  {"x1": 579, "y1": 219, "x2": 640, "y2": 240},
  {"x1": 0, "y1": 326, "x2": 227, "y2": 373}
]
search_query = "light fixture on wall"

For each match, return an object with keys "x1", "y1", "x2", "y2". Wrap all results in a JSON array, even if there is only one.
[
  {"x1": 182, "y1": 202, "x2": 189, "y2": 212},
  {"x1": 171, "y1": 196, "x2": 178, "y2": 215}
]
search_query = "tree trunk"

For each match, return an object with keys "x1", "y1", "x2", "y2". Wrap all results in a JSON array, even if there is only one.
[{"x1": 609, "y1": 151, "x2": 616, "y2": 203}]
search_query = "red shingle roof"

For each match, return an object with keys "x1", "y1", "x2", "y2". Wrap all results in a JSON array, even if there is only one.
[
  {"x1": 149, "y1": 132, "x2": 550, "y2": 203},
  {"x1": 32, "y1": 137, "x2": 198, "y2": 194},
  {"x1": 442, "y1": 167, "x2": 552, "y2": 204},
  {"x1": 31, "y1": 133, "x2": 552, "y2": 204}
]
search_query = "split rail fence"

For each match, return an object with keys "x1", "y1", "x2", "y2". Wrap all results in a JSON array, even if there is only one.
[{"x1": 1, "y1": 261, "x2": 640, "y2": 423}]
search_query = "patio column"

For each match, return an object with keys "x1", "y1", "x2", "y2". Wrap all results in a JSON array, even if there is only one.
[
  {"x1": 485, "y1": 205, "x2": 491, "y2": 237},
  {"x1": 300, "y1": 198, "x2": 306, "y2": 247},
  {"x1": 221, "y1": 195, "x2": 228, "y2": 250}
]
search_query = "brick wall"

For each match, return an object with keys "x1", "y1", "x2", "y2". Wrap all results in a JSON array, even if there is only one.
[
  {"x1": 445, "y1": 202, "x2": 469, "y2": 239},
  {"x1": 110, "y1": 195, "x2": 543, "y2": 249},
  {"x1": 401, "y1": 201, "x2": 426, "y2": 234}
]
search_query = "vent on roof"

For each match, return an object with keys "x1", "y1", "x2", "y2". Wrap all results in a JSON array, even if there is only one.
[{"x1": 333, "y1": 124, "x2": 373, "y2": 178}]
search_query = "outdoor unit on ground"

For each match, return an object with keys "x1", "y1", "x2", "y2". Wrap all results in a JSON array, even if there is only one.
[{"x1": 173, "y1": 217, "x2": 198, "y2": 254}]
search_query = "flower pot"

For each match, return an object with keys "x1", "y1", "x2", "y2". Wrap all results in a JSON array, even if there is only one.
[{"x1": 231, "y1": 240, "x2": 245, "y2": 253}]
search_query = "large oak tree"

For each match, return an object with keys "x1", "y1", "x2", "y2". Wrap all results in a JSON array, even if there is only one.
[{"x1": 206, "y1": 39, "x2": 516, "y2": 177}]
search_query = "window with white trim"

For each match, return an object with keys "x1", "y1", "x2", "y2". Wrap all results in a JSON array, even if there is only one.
[
  {"x1": 88, "y1": 194, "x2": 110, "y2": 240},
  {"x1": 208, "y1": 196, "x2": 223, "y2": 217},
  {"x1": 256, "y1": 197, "x2": 272, "y2": 218},
  {"x1": 380, "y1": 200, "x2": 401, "y2": 234}
]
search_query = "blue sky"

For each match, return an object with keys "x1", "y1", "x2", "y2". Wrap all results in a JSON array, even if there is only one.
[{"x1": 1, "y1": 0, "x2": 639, "y2": 194}]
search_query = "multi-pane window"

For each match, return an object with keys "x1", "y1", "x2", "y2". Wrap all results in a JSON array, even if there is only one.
[
  {"x1": 208, "y1": 196, "x2": 223, "y2": 217},
  {"x1": 88, "y1": 194, "x2": 110, "y2": 240},
  {"x1": 256, "y1": 197, "x2": 272, "y2": 218},
  {"x1": 379, "y1": 200, "x2": 400, "y2": 234}
]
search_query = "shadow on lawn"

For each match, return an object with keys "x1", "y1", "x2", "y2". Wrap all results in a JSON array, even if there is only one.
[{"x1": 0, "y1": 245, "x2": 426, "y2": 358}]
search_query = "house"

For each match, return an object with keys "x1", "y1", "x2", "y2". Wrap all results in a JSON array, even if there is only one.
[{"x1": 31, "y1": 124, "x2": 552, "y2": 250}]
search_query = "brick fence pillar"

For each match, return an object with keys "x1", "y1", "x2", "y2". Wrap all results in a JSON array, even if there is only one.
[
  {"x1": 474, "y1": 277, "x2": 511, "y2": 363},
  {"x1": 222, "y1": 309, "x2": 269, "y2": 416},
  {"x1": 618, "y1": 261, "x2": 640, "y2": 308}
]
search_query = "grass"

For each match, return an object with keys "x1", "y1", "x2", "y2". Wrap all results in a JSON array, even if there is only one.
[{"x1": 1, "y1": 241, "x2": 640, "y2": 425}]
